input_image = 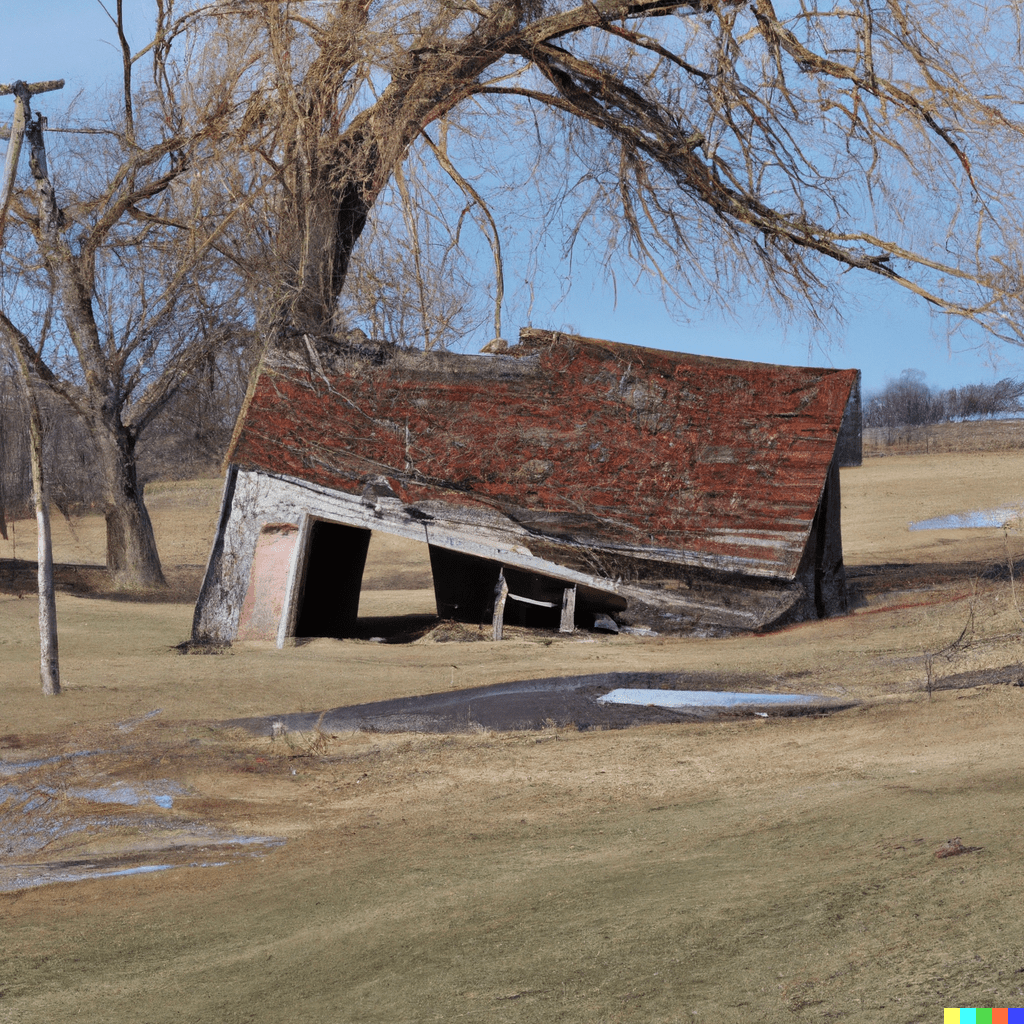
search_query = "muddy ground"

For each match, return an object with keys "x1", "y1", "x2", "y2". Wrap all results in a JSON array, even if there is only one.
[{"x1": 2, "y1": 442, "x2": 1024, "y2": 1022}]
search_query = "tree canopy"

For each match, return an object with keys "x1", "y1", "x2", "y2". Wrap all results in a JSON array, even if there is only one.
[
  {"x1": 865, "y1": 369, "x2": 1024, "y2": 429},
  {"x1": 207, "y1": 0, "x2": 1024, "y2": 349}
]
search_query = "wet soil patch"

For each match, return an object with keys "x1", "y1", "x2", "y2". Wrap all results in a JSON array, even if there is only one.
[
  {"x1": 0, "y1": 750, "x2": 285, "y2": 893},
  {"x1": 227, "y1": 671, "x2": 859, "y2": 736}
]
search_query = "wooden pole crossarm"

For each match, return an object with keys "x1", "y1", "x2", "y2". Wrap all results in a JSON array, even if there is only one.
[
  {"x1": 0, "y1": 79, "x2": 65, "y2": 98},
  {"x1": 0, "y1": 81, "x2": 63, "y2": 140},
  {"x1": 0, "y1": 79, "x2": 63, "y2": 242}
]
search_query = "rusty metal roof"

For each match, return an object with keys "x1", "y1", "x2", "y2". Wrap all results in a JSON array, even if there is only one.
[{"x1": 228, "y1": 330, "x2": 858, "y2": 580}]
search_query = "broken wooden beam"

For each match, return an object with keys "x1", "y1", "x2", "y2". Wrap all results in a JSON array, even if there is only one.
[
  {"x1": 492, "y1": 569, "x2": 508, "y2": 641},
  {"x1": 560, "y1": 585, "x2": 576, "y2": 633}
]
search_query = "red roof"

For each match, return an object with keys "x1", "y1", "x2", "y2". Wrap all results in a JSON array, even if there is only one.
[{"x1": 229, "y1": 331, "x2": 858, "y2": 579}]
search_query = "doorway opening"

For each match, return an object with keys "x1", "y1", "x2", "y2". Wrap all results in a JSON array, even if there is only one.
[
  {"x1": 292, "y1": 520, "x2": 371, "y2": 638},
  {"x1": 427, "y1": 547, "x2": 627, "y2": 631},
  {"x1": 287, "y1": 518, "x2": 626, "y2": 642},
  {"x1": 290, "y1": 523, "x2": 438, "y2": 641}
]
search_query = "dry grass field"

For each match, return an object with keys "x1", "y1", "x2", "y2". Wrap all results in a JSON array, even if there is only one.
[{"x1": 2, "y1": 437, "x2": 1024, "y2": 1022}]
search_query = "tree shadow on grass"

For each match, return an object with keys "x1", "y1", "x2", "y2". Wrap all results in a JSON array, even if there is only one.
[
  {"x1": 845, "y1": 556, "x2": 1024, "y2": 607},
  {"x1": 0, "y1": 558, "x2": 204, "y2": 604}
]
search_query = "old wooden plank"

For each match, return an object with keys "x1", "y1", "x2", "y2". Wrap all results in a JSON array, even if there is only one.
[
  {"x1": 560, "y1": 585, "x2": 576, "y2": 633},
  {"x1": 492, "y1": 569, "x2": 508, "y2": 641}
]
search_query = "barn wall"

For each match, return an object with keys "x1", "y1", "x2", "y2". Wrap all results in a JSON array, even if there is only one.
[
  {"x1": 192, "y1": 467, "x2": 835, "y2": 644},
  {"x1": 816, "y1": 455, "x2": 848, "y2": 615},
  {"x1": 794, "y1": 454, "x2": 847, "y2": 622},
  {"x1": 235, "y1": 522, "x2": 301, "y2": 640},
  {"x1": 194, "y1": 329, "x2": 858, "y2": 644},
  {"x1": 837, "y1": 371, "x2": 863, "y2": 468}
]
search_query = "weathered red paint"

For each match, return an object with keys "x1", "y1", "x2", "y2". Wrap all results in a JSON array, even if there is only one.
[{"x1": 229, "y1": 331, "x2": 857, "y2": 581}]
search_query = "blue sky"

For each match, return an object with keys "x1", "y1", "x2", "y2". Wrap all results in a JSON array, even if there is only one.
[{"x1": 3, "y1": 0, "x2": 1022, "y2": 394}]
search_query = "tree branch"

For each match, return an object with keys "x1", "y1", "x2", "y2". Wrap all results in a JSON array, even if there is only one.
[{"x1": 420, "y1": 128, "x2": 505, "y2": 342}]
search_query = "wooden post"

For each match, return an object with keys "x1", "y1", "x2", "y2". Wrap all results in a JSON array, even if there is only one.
[
  {"x1": 491, "y1": 568, "x2": 508, "y2": 641},
  {"x1": 559, "y1": 585, "x2": 576, "y2": 633},
  {"x1": 23, "y1": 376, "x2": 59, "y2": 693},
  {"x1": 0, "y1": 79, "x2": 64, "y2": 695}
]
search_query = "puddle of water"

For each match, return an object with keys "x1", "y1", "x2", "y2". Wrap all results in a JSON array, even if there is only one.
[
  {"x1": 56, "y1": 781, "x2": 186, "y2": 810},
  {"x1": 2, "y1": 753, "x2": 186, "y2": 810},
  {"x1": 116, "y1": 708, "x2": 163, "y2": 732},
  {"x1": 2, "y1": 784, "x2": 172, "y2": 859},
  {"x1": 0, "y1": 857, "x2": 258, "y2": 893},
  {"x1": 909, "y1": 507, "x2": 1023, "y2": 531},
  {"x1": 0, "y1": 750, "x2": 104, "y2": 775},
  {"x1": 0, "y1": 863, "x2": 174, "y2": 892},
  {"x1": 597, "y1": 689, "x2": 824, "y2": 709}
]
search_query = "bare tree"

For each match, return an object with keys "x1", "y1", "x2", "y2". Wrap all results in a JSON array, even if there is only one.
[
  {"x1": 201, "y1": 0, "x2": 1024, "y2": 355},
  {"x1": 0, "y1": 4, "x2": 257, "y2": 589},
  {"x1": 945, "y1": 378, "x2": 1024, "y2": 422}
]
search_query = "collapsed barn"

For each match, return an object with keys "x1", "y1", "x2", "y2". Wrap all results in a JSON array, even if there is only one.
[{"x1": 191, "y1": 329, "x2": 861, "y2": 644}]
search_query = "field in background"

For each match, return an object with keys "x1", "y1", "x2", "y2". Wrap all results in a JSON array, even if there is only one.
[
  {"x1": 863, "y1": 416, "x2": 1023, "y2": 457},
  {"x1": 2, "y1": 449, "x2": 1024, "y2": 1022}
]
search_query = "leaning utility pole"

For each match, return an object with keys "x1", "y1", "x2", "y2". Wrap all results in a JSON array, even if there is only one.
[{"x1": 0, "y1": 78, "x2": 64, "y2": 696}]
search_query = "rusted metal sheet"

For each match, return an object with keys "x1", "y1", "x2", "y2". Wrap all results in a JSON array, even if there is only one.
[{"x1": 228, "y1": 330, "x2": 857, "y2": 583}]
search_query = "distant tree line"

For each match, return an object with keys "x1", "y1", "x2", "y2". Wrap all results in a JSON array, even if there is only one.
[{"x1": 863, "y1": 370, "x2": 1024, "y2": 435}]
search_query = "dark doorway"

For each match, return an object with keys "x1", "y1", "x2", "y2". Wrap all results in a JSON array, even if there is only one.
[
  {"x1": 428, "y1": 545, "x2": 626, "y2": 629},
  {"x1": 293, "y1": 520, "x2": 371, "y2": 638},
  {"x1": 428, "y1": 546, "x2": 503, "y2": 623},
  {"x1": 291, "y1": 523, "x2": 627, "y2": 641}
]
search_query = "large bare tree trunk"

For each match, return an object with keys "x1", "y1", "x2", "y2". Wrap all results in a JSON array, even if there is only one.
[
  {"x1": 15, "y1": 89, "x2": 169, "y2": 591},
  {"x1": 94, "y1": 420, "x2": 165, "y2": 589}
]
